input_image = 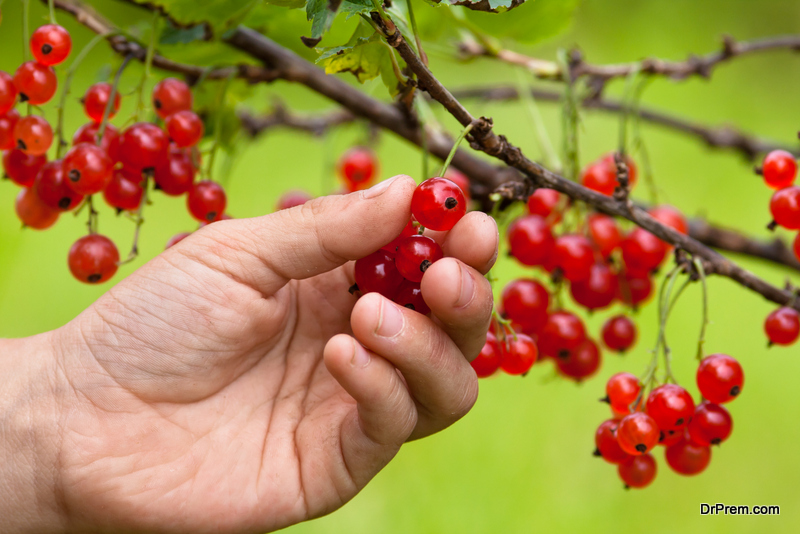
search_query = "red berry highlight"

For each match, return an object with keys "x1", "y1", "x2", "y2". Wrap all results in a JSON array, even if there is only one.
[
  {"x1": 696, "y1": 353, "x2": 744, "y2": 403},
  {"x1": 602, "y1": 315, "x2": 637, "y2": 352},
  {"x1": 68, "y1": 234, "x2": 120, "y2": 284},
  {"x1": 31, "y1": 24, "x2": 72, "y2": 66},
  {"x1": 395, "y1": 235, "x2": 443, "y2": 283},
  {"x1": 762, "y1": 150, "x2": 797, "y2": 190},
  {"x1": 411, "y1": 177, "x2": 467, "y2": 231}
]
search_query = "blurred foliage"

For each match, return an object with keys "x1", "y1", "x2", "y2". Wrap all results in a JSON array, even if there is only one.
[{"x1": 1, "y1": 0, "x2": 800, "y2": 533}]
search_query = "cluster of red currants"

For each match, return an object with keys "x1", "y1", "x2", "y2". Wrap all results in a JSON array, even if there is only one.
[
  {"x1": 470, "y1": 153, "x2": 689, "y2": 381},
  {"x1": 760, "y1": 149, "x2": 800, "y2": 347},
  {"x1": 595, "y1": 354, "x2": 743, "y2": 488}
]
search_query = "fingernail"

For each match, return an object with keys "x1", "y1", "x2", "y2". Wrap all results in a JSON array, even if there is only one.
[
  {"x1": 362, "y1": 175, "x2": 399, "y2": 199},
  {"x1": 455, "y1": 264, "x2": 476, "y2": 308},
  {"x1": 376, "y1": 299, "x2": 404, "y2": 338},
  {"x1": 350, "y1": 339, "x2": 371, "y2": 368}
]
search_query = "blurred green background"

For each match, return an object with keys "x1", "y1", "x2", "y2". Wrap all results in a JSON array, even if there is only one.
[{"x1": 1, "y1": 0, "x2": 800, "y2": 532}]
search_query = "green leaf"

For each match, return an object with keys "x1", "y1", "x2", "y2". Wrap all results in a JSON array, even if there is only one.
[
  {"x1": 306, "y1": 0, "x2": 337, "y2": 39},
  {"x1": 129, "y1": 0, "x2": 260, "y2": 35},
  {"x1": 464, "y1": 0, "x2": 579, "y2": 43},
  {"x1": 159, "y1": 22, "x2": 208, "y2": 45},
  {"x1": 424, "y1": 0, "x2": 525, "y2": 13},
  {"x1": 265, "y1": 0, "x2": 305, "y2": 8}
]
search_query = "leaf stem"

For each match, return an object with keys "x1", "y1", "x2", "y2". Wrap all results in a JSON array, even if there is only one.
[
  {"x1": 405, "y1": 0, "x2": 427, "y2": 65},
  {"x1": 514, "y1": 68, "x2": 560, "y2": 171},
  {"x1": 97, "y1": 53, "x2": 134, "y2": 148},
  {"x1": 439, "y1": 122, "x2": 473, "y2": 177}
]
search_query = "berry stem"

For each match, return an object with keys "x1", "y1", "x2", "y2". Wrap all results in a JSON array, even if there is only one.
[
  {"x1": 557, "y1": 48, "x2": 580, "y2": 182},
  {"x1": 439, "y1": 122, "x2": 473, "y2": 177},
  {"x1": 48, "y1": 0, "x2": 57, "y2": 24},
  {"x1": 617, "y1": 65, "x2": 642, "y2": 156},
  {"x1": 85, "y1": 195, "x2": 98, "y2": 234},
  {"x1": 694, "y1": 257, "x2": 709, "y2": 360},
  {"x1": 97, "y1": 53, "x2": 134, "y2": 148},
  {"x1": 405, "y1": 0, "x2": 427, "y2": 66},
  {"x1": 369, "y1": 0, "x2": 393, "y2": 29},
  {"x1": 118, "y1": 172, "x2": 150, "y2": 266},
  {"x1": 134, "y1": 12, "x2": 159, "y2": 122},
  {"x1": 419, "y1": 110, "x2": 429, "y2": 179},
  {"x1": 205, "y1": 71, "x2": 236, "y2": 182},
  {"x1": 514, "y1": 68, "x2": 560, "y2": 172}
]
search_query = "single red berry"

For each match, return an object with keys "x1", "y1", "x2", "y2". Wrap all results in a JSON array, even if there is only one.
[
  {"x1": 444, "y1": 168, "x2": 471, "y2": 204},
  {"x1": 2, "y1": 148, "x2": 47, "y2": 187},
  {"x1": 68, "y1": 234, "x2": 119, "y2": 284},
  {"x1": 507, "y1": 215, "x2": 555, "y2": 267},
  {"x1": 13, "y1": 61, "x2": 57, "y2": 105},
  {"x1": 276, "y1": 190, "x2": 313, "y2": 211},
  {"x1": 103, "y1": 168, "x2": 144, "y2": 212},
  {"x1": 152, "y1": 78, "x2": 193, "y2": 120},
  {"x1": 570, "y1": 262, "x2": 618, "y2": 310},
  {"x1": 587, "y1": 213, "x2": 621, "y2": 257},
  {"x1": 34, "y1": 160, "x2": 83, "y2": 211},
  {"x1": 687, "y1": 402, "x2": 732, "y2": 446},
  {"x1": 63, "y1": 143, "x2": 113, "y2": 195},
  {"x1": 527, "y1": 188, "x2": 562, "y2": 220},
  {"x1": 381, "y1": 220, "x2": 416, "y2": 254},
  {"x1": 649, "y1": 205, "x2": 689, "y2": 235},
  {"x1": 764, "y1": 307, "x2": 800, "y2": 346},
  {"x1": 616, "y1": 272, "x2": 654, "y2": 307},
  {"x1": 153, "y1": 149, "x2": 196, "y2": 196},
  {"x1": 621, "y1": 228, "x2": 668, "y2": 275},
  {"x1": 82, "y1": 83, "x2": 121, "y2": 123},
  {"x1": 187, "y1": 180, "x2": 227, "y2": 223},
  {"x1": 602, "y1": 315, "x2": 637, "y2": 352},
  {"x1": 471, "y1": 332, "x2": 501, "y2": 378},
  {"x1": 537, "y1": 310, "x2": 586, "y2": 358},
  {"x1": 395, "y1": 235, "x2": 443, "y2": 283},
  {"x1": 501, "y1": 278, "x2": 550, "y2": 335},
  {"x1": 337, "y1": 147, "x2": 378, "y2": 191},
  {"x1": 0, "y1": 108, "x2": 21, "y2": 150},
  {"x1": 594, "y1": 420, "x2": 629, "y2": 464},
  {"x1": 73, "y1": 122, "x2": 121, "y2": 163},
  {"x1": 0, "y1": 71, "x2": 18, "y2": 114},
  {"x1": 616, "y1": 412, "x2": 660, "y2": 455},
  {"x1": 31, "y1": 24, "x2": 72, "y2": 66},
  {"x1": 605, "y1": 372, "x2": 641, "y2": 412},
  {"x1": 556, "y1": 338, "x2": 601, "y2": 381},
  {"x1": 762, "y1": 150, "x2": 797, "y2": 190},
  {"x1": 645, "y1": 384, "x2": 695, "y2": 431},
  {"x1": 166, "y1": 232, "x2": 191, "y2": 249},
  {"x1": 165, "y1": 110, "x2": 204, "y2": 148},
  {"x1": 581, "y1": 153, "x2": 637, "y2": 196},
  {"x1": 554, "y1": 234, "x2": 595, "y2": 282},
  {"x1": 499, "y1": 333, "x2": 538, "y2": 375},
  {"x1": 696, "y1": 353, "x2": 744, "y2": 403},
  {"x1": 601, "y1": 152, "x2": 637, "y2": 188},
  {"x1": 118, "y1": 122, "x2": 169, "y2": 173},
  {"x1": 393, "y1": 279, "x2": 430, "y2": 315},
  {"x1": 14, "y1": 187, "x2": 59, "y2": 229},
  {"x1": 411, "y1": 177, "x2": 467, "y2": 231},
  {"x1": 13, "y1": 115, "x2": 53, "y2": 156},
  {"x1": 617, "y1": 453, "x2": 656, "y2": 489},
  {"x1": 354, "y1": 250, "x2": 404, "y2": 299},
  {"x1": 770, "y1": 186, "x2": 800, "y2": 230},
  {"x1": 665, "y1": 439, "x2": 711, "y2": 476}
]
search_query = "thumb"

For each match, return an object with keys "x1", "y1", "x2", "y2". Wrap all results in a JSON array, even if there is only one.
[{"x1": 179, "y1": 175, "x2": 416, "y2": 295}]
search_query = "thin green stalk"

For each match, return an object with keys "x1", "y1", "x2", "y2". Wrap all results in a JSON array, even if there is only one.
[
  {"x1": 514, "y1": 68, "x2": 560, "y2": 171},
  {"x1": 557, "y1": 49, "x2": 579, "y2": 182},
  {"x1": 98, "y1": 54, "x2": 134, "y2": 148},
  {"x1": 205, "y1": 72, "x2": 236, "y2": 181},
  {"x1": 617, "y1": 65, "x2": 642, "y2": 155},
  {"x1": 419, "y1": 118, "x2": 429, "y2": 179},
  {"x1": 48, "y1": 0, "x2": 56, "y2": 24},
  {"x1": 381, "y1": 42, "x2": 408, "y2": 84},
  {"x1": 694, "y1": 258, "x2": 709, "y2": 360},
  {"x1": 439, "y1": 123, "x2": 473, "y2": 177},
  {"x1": 369, "y1": 0, "x2": 392, "y2": 28},
  {"x1": 117, "y1": 174, "x2": 150, "y2": 265},
  {"x1": 135, "y1": 12, "x2": 159, "y2": 122},
  {"x1": 405, "y1": 0, "x2": 426, "y2": 64}
]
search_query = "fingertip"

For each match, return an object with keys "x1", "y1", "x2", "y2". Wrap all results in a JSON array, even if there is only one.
[{"x1": 438, "y1": 211, "x2": 499, "y2": 274}]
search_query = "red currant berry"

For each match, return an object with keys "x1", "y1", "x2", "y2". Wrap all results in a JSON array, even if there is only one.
[
  {"x1": 507, "y1": 215, "x2": 555, "y2": 267},
  {"x1": 581, "y1": 153, "x2": 637, "y2": 196},
  {"x1": 554, "y1": 234, "x2": 595, "y2": 282},
  {"x1": 443, "y1": 168, "x2": 471, "y2": 204},
  {"x1": 527, "y1": 188, "x2": 562, "y2": 220},
  {"x1": 276, "y1": 190, "x2": 313, "y2": 211},
  {"x1": 187, "y1": 180, "x2": 226, "y2": 222},
  {"x1": 14, "y1": 61, "x2": 57, "y2": 105},
  {"x1": 30, "y1": 24, "x2": 72, "y2": 66},
  {"x1": 764, "y1": 307, "x2": 800, "y2": 346},
  {"x1": 538, "y1": 310, "x2": 586, "y2": 358},
  {"x1": 601, "y1": 315, "x2": 637, "y2": 352},
  {"x1": 2, "y1": 148, "x2": 47, "y2": 187},
  {"x1": 621, "y1": 228, "x2": 668, "y2": 275},
  {"x1": 337, "y1": 147, "x2": 378, "y2": 191},
  {"x1": 665, "y1": 439, "x2": 711, "y2": 476},
  {"x1": 616, "y1": 272, "x2": 654, "y2": 307},
  {"x1": 354, "y1": 250, "x2": 404, "y2": 299},
  {"x1": 103, "y1": 168, "x2": 144, "y2": 212},
  {"x1": 499, "y1": 333, "x2": 538, "y2": 375},
  {"x1": 82, "y1": 83, "x2": 121, "y2": 123},
  {"x1": 13, "y1": 115, "x2": 53, "y2": 156},
  {"x1": 166, "y1": 232, "x2": 191, "y2": 249},
  {"x1": 73, "y1": 122, "x2": 121, "y2": 162},
  {"x1": 165, "y1": 110, "x2": 204, "y2": 148},
  {"x1": 687, "y1": 402, "x2": 732, "y2": 446},
  {"x1": 570, "y1": 262, "x2": 618, "y2": 310},
  {"x1": 153, "y1": 149, "x2": 196, "y2": 196},
  {"x1": 617, "y1": 453, "x2": 656, "y2": 489},
  {"x1": 645, "y1": 384, "x2": 695, "y2": 431},
  {"x1": 587, "y1": 213, "x2": 621, "y2": 257},
  {"x1": 556, "y1": 338, "x2": 601, "y2": 381},
  {"x1": 0, "y1": 71, "x2": 18, "y2": 114},
  {"x1": 605, "y1": 372, "x2": 641, "y2": 411},
  {"x1": 63, "y1": 143, "x2": 113, "y2": 195},
  {"x1": 501, "y1": 278, "x2": 550, "y2": 335},
  {"x1": 602, "y1": 152, "x2": 637, "y2": 188},
  {"x1": 152, "y1": 78, "x2": 193, "y2": 120},
  {"x1": 594, "y1": 420, "x2": 629, "y2": 464},
  {"x1": 380, "y1": 220, "x2": 416, "y2": 254},
  {"x1": 616, "y1": 412, "x2": 660, "y2": 455},
  {"x1": 0, "y1": 108, "x2": 21, "y2": 150},
  {"x1": 471, "y1": 332, "x2": 501, "y2": 378},
  {"x1": 648, "y1": 205, "x2": 688, "y2": 235},
  {"x1": 393, "y1": 279, "x2": 430, "y2": 315},
  {"x1": 68, "y1": 234, "x2": 119, "y2": 284},
  {"x1": 762, "y1": 150, "x2": 797, "y2": 190},
  {"x1": 34, "y1": 160, "x2": 83, "y2": 211},
  {"x1": 770, "y1": 186, "x2": 800, "y2": 230},
  {"x1": 14, "y1": 187, "x2": 59, "y2": 229},
  {"x1": 395, "y1": 235, "x2": 443, "y2": 283},
  {"x1": 118, "y1": 122, "x2": 169, "y2": 173},
  {"x1": 696, "y1": 353, "x2": 744, "y2": 403},
  {"x1": 411, "y1": 177, "x2": 467, "y2": 231}
]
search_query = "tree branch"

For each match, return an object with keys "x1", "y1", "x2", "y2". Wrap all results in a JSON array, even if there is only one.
[{"x1": 238, "y1": 104, "x2": 357, "y2": 137}]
